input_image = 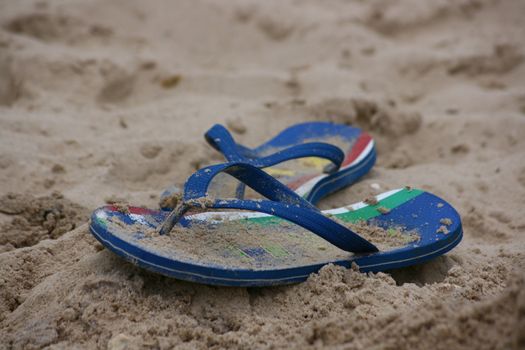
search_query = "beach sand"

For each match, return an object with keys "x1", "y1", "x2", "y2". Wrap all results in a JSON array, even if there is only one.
[{"x1": 0, "y1": 0, "x2": 524, "y2": 348}]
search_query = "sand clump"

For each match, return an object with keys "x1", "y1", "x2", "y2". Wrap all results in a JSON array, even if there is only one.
[
  {"x1": 447, "y1": 44, "x2": 523, "y2": 77},
  {"x1": 4, "y1": 13, "x2": 112, "y2": 44},
  {"x1": 346, "y1": 220, "x2": 419, "y2": 250},
  {"x1": 0, "y1": 192, "x2": 88, "y2": 252},
  {"x1": 308, "y1": 97, "x2": 422, "y2": 138}
]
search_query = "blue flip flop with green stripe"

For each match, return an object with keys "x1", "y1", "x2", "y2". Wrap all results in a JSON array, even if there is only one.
[{"x1": 90, "y1": 162, "x2": 462, "y2": 286}]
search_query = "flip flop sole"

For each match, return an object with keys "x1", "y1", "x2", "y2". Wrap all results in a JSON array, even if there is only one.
[{"x1": 90, "y1": 188, "x2": 462, "y2": 287}]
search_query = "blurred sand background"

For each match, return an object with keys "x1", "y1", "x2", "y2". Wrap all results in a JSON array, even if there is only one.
[{"x1": 0, "y1": 0, "x2": 524, "y2": 348}]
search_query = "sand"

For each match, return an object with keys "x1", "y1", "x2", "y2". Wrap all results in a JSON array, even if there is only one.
[{"x1": 0, "y1": 0, "x2": 524, "y2": 348}]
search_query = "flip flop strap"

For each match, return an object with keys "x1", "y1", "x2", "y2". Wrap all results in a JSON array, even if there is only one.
[
  {"x1": 204, "y1": 124, "x2": 345, "y2": 170},
  {"x1": 159, "y1": 162, "x2": 378, "y2": 254}
]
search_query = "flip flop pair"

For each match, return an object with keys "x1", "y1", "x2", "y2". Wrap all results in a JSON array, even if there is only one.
[
  {"x1": 90, "y1": 161, "x2": 462, "y2": 287},
  {"x1": 160, "y1": 122, "x2": 376, "y2": 208}
]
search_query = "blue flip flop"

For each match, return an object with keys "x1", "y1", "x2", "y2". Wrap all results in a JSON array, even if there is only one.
[
  {"x1": 90, "y1": 162, "x2": 463, "y2": 287},
  {"x1": 160, "y1": 122, "x2": 376, "y2": 209}
]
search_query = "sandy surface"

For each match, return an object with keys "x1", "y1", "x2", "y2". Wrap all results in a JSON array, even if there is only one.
[{"x1": 1, "y1": 0, "x2": 525, "y2": 349}]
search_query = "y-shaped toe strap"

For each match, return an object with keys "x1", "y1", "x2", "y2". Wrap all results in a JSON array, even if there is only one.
[
  {"x1": 204, "y1": 124, "x2": 345, "y2": 171},
  {"x1": 159, "y1": 162, "x2": 378, "y2": 254},
  {"x1": 205, "y1": 124, "x2": 345, "y2": 200}
]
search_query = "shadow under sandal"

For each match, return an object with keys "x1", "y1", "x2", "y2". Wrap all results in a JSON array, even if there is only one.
[
  {"x1": 160, "y1": 122, "x2": 376, "y2": 209},
  {"x1": 90, "y1": 162, "x2": 462, "y2": 287}
]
